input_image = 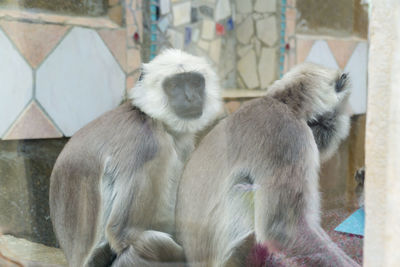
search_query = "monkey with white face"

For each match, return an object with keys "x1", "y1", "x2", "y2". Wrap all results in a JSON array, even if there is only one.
[
  {"x1": 49, "y1": 49, "x2": 222, "y2": 267},
  {"x1": 175, "y1": 63, "x2": 359, "y2": 267}
]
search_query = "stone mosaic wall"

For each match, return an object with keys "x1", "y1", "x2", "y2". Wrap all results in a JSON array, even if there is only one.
[
  {"x1": 154, "y1": 0, "x2": 281, "y2": 90},
  {"x1": 0, "y1": 0, "x2": 143, "y2": 139}
]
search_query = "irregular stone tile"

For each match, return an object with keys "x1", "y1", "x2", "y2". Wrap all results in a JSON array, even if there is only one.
[
  {"x1": 4, "y1": 102, "x2": 62, "y2": 140},
  {"x1": 305, "y1": 40, "x2": 339, "y2": 69},
  {"x1": 215, "y1": 0, "x2": 231, "y2": 21},
  {"x1": 296, "y1": 37, "x2": 314, "y2": 63},
  {"x1": 254, "y1": 0, "x2": 276, "y2": 12},
  {"x1": 235, "y1": 0, "x2": 252, "y2": 13},
  {"x1": 344, "y1": 42, "x2": 368, "y2": 115},
  {"x1": 237, "y1": 44, "x2": 253, "y2": 58},
  {"x1": 327, "y1": 39, "x2": 358, "y2": 69},
  {"x1": 191, "y1": 7, "x2": 199, "y2": 23},
  {"x1": 198, "y1": 40, "x2": 210, "y2": 51},
  {"x1": 236, "y1": 16, "x2": 254, "y2": 44},
  {"x1": 237, "y1": 50, "x2": 260, "y2": 89},
  {"x1": 192, "y1": 28, "x2": 200, "y2": 42},
  {"x1": 209, "y1": 38, "x2": 221, "y2": 63},
  {"x1": 173, "y1": 1, "x2": 191, "y2": 26},
  {"x1": 202, "y1": 19, "x2": 215, "y2": 40},
  {"x1": 158, "y1": 16, "x2": 170, "y2": 33},
  {"x1": 98, "y1": 29, "x2": 127, "y2": 72},
  {"x1": 160, "y1": 0, "x2": 171, "y2": 15},
  {"x1": 167, "y1": 29, "x2": 184, "y2": 49},
  {"x1": 0, "y1": 20, "x2": 69, "y2": 68},
  {"x1": 256, "y1": 16, "x2": 277, "y2": 46},
  {"x1": 109, "y1": 0, "x2": 120, "y2": 5},
  {"x1": 0, "y1": 29, "x2": 32, "y2": 138},
  {"x1": 127, "y1": 48, "x2": 141, "y2": 73},
  {"x1": 36, "y1": 27, "x2": 126, "y2": 136},
  {"x1": 199, "y1": 5, "x2": 214, "y2": 18},
  {"x1": 258, "y1": 47, "x2": 277, "y2": 89}
]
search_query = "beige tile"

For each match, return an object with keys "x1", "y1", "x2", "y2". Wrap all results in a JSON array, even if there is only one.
[
  {"x1": 108, "y1": 5, "x2": 123, "y2": 25},
  {"x1": 126, "y1": 71, "x2": 141, "y2": 92},
  {"x1": 98, "y1": 29, "x2": 127, "y2": 72},
  {"x1": 224, "y1": 101, "x2": 241, "y2": 114},
  {"x1": 4, "y1": 102, "x2": 62, "y2": 140},
  {"x1": 327, "y1": 39, "x2": 358, "y2": 69},
  {"x1": 296, "y1": 38, "x2": 314, "y2": 63},
  {"x1": 127, "y1": 48, "x2": 141, "y2": 73},
  {"x1": 0, "y1": 21, "x2": 69, "y2": 68}
]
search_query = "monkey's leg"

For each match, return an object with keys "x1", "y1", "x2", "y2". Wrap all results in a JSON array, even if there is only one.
[
  {"x1": 104, "y1": 173, "x2": 185, "y2": 264},
  {"x1": 254, "y1": 173, "x2": 360, "y2": 267}
]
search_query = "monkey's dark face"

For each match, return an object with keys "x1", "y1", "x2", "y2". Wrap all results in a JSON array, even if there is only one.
[{"x1": 162, "y1": 72, "x2": 206, "y2": 119}]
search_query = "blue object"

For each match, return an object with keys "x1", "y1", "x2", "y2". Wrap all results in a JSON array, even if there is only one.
[
  {"x1": 227, "y1": 17, "x2": 234, "y2": 31},
  {"x1": 184, "y1": 27, "x2": 192, "y2": 45},
  {"x1": 335, "y1": 208, "x2": 365, "y2": 236}
]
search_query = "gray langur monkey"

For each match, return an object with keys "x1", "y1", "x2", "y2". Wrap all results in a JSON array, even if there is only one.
[
  {"x1": 175, "y1": 63, "x2": 360, "y2": 267},
  {"x1": 49, "y1": 49, "x2": 222, "y2": 267}
]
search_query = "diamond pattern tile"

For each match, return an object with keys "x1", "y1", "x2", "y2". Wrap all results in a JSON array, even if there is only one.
[
  {"x1": 3, "y1": 102, "x2": 62, "y2": 140},
  {"x1": 305, "y1": 40, "x2": 339, "y2": 69},
  {"x1": 327, "y1": 40, "x2": 358, "y2": 69},
  {"x1": 36, "y1": 27, "x2": 126, "y2": 136},
  {"x1": 296, "y1": 38, "x2": 314, "y2": 64},
  {"x1": 0, "y1": 20, "x2": 69, "y2": 68},
  {"x1": 98, "y1": 29, "x2": 127, "y2": 72},
  {"x1": 344, "y1": 42, "x2": 368, "y2": 115},
  {"x1": 0, "y1": 29, "x2": 33, "y2": 138}
]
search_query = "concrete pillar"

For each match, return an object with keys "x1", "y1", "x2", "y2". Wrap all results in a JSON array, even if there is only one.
[{"x1": 364, "y1": 1, "x2": 400, "y2": 266}]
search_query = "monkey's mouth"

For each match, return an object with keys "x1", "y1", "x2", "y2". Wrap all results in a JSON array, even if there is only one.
[{"x1": 181, "y1": 109, "x2": 203, "y2": 119}]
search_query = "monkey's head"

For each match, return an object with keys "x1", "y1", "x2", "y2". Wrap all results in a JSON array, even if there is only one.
[
  {"x1": 129, "y1": 49, "x2": 222, "y2": 133},
  {"x1": 269, "y1": 63, "x2": 352, "y2": 162}
]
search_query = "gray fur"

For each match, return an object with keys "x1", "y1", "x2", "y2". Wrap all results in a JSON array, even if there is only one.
[
  {"x1": 175, "y1": 63, "x2": 359, "y2": 267},
  {"x1": 50, "y1": 57, "x2": 219, "y2": 266}
]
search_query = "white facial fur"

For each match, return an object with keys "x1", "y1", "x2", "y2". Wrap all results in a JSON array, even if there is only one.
[{"x1": 129, "y1": 49, "x2": 222, "y2": 133}]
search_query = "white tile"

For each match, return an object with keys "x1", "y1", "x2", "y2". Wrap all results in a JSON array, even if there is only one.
[
  {"x1": 36, "y1": 27, "x2": 125, "y2": 136},
  {"x1": 254, "y1": 0, "x2": 276, "y2": 12},
  {"x1": 0, "y1": 29, "x2": 33, "y2": 137},
  {"x1": 192, "y1": 28, "x2": 200, "y2": 42},
  {"x1": 305, "y1": 40, "x2": 339, "y2": 69},
  {"x1": 209, "y1": 38, "x2": 221, "y2": 63},
  {"x1": 167, "y1": 29, "x2": 184, "y2": 49},
  {"x1": 344, "y1": 42, "x2": 368, "y2": 115},
  {"x1": 237, "y1": 50, "x2": 260, "y2": 88},
  {"x1": 201, "y1": 20, "x2": 215, "y2": 40},
  {"x1": 258, "y1": 47, "x2": 277, "y2": 88},
  {"x1": 256, "y1": 16, "x2": 277, "y2": 46},
  {"x1": 172, "y1": 2, "x2": 191, "y2": 26},
  {"x1": 160, "y1": 0, "x2": 171, "y2": 15},
  {"x1": 235, "y1": 0, "x2": 252, "y2": 13},
  {"x1": 198, "y1": 40, "x2": 210, "y2": 51},
  {"x1": 236, "y1": 16, "x2": 254, "y2": 44},
  {"x1": 215, "y1": 0, "x2": 231, "y2": 21}
]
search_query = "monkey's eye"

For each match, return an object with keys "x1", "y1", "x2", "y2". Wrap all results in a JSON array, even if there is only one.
[{"x1": 335, "y1": 73, "x2": 349, "y2": 93}]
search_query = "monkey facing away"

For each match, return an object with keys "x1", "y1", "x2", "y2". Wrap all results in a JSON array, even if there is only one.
[
  {"x1": 49, "y1": 49, "x2": 222, "y2": 267},
  {"x1": 175, "y1": 63, "x2": 360, "y2": 267}
]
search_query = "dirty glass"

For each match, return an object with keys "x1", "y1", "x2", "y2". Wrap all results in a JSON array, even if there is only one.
[{"x1": 0, "y1": 0, "x2": 367, "y2": 266}]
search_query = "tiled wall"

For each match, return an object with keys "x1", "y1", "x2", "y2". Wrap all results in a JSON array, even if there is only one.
[
  {"x1": 155, "y1": 0, "x2": 280, "y2": 90},
  {"x1": 283, "y1": 0, "x2": 368, "y2": 115},
  {"x1": 0, "y1": 0, "x2": 143, "y2": 140}
]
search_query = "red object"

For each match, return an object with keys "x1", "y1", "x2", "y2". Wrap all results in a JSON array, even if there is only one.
[
  {"x1": 216, "y1": 23, "x2": 225, "y2": 35},
  {"x1": 285, "y1": 43, "x2": 290, "y2": 50},
  {"x1": 133, "y1": 32, "x2": 140, "y2": 42}
]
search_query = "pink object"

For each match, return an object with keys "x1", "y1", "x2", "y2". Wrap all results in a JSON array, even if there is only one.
[{"x1": 216, "y1": 23, "x2": 225, "y2": 35}]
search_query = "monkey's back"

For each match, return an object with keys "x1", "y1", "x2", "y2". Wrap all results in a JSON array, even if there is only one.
[
  {"x1": 49, "y1": 102, "x2": 159, "y2": 266},
  {"x1": 176, "y1": 96, "x2": 316, "y2": 265}
]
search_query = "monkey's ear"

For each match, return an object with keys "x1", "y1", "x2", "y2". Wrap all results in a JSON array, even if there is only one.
[{"x1": 335, "y1": 73, "x2": 349, "y2": 92}]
